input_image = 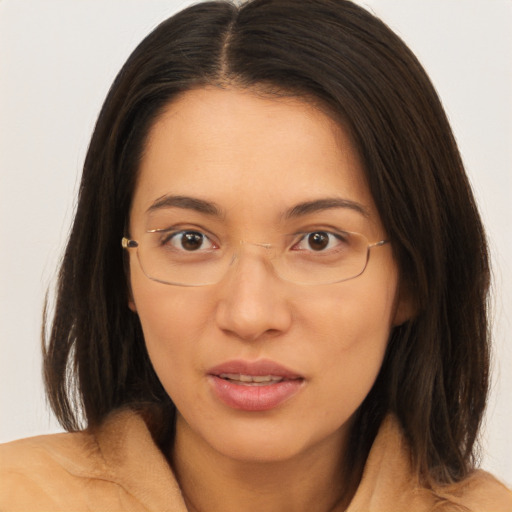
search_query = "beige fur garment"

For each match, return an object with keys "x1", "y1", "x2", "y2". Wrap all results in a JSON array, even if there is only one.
[{"x1": 0, "y1": 409, "x2": 510, "y2": 511}]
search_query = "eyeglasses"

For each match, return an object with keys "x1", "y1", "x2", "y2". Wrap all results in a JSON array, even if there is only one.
[{"x1": 122, "y1": 228, "x2": 388, "y2": 287}]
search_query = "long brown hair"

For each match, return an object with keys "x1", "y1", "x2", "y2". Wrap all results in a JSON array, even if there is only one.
[{"x1": 43, "y1": 0, "x2": 490, "y2": 486}]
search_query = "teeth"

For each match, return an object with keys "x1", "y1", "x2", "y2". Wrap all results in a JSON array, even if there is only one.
[{"x1": 219, "y1": 373, "x2": 284, "y2": 384}]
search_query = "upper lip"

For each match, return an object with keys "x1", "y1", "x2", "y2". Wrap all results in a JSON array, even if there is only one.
[{"x1": 207, "y1": 359, "x2": 303, "y2": 379}]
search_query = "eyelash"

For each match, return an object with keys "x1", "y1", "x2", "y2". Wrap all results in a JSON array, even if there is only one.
[
  {"x1": 155, "y1": 228, "x2": 349, "y2": 253},
  {"x1": 159, "y1": 229, "x2": 217, "y2": 250},
  {"x1": 291, "y1": 231, "x2": 348, "y2": 252}
]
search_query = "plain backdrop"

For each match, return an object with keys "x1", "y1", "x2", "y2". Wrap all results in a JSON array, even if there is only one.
[{"x1": 1, "y1": 0, "x2": 511, "y2": 486}]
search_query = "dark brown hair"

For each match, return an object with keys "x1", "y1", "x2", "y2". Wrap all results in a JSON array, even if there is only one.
[{"x1": 43, "y1": 0, "x2": 490, "y2": 487}]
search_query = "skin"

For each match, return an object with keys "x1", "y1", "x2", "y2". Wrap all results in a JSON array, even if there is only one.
[{"x1": 128, "y1": 87, "x2": 411, "y2": 512}]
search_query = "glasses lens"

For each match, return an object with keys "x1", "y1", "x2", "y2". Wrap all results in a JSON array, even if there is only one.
[
  {"x1": 136, "y1": 234, "x2": 228, "y2": 286},
  {"x1": 134, "y1": 231, "x2": 370, "y2": 286},
  {"x1": 276, "y1": 231, "x2": 370, "y2": 285}
]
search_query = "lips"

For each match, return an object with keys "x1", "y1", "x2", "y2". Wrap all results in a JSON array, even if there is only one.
[
  {"x1": 218, "y1": 373, "x2": 286, "y2": 385},
  {"x1": 207, "y1": 359, "x2": 304, "y2": 411}
]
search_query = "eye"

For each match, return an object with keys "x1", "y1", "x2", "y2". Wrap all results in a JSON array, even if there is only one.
[
  {"x1": 164, "y1": 230, "x2": 216, "y2": 252},
  {"x1": 292, "y1": 231, "x2": 347, "y2": 252}
]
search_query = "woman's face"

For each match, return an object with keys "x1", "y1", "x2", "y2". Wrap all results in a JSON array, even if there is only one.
[{"x1": 128, "y1": 87, "x2": 409, "y2": 463}]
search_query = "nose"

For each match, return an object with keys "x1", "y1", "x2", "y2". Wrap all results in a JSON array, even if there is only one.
[{"x1": 214, "y1": 249, "x2": 293, "y2": 342}]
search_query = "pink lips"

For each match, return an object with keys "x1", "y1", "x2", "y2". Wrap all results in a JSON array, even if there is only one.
[{"x1": 207, "y1": 359, "x2": 304, "y2": 412}]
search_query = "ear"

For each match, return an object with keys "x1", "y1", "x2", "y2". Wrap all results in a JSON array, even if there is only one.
[
  {"x1": 392, "y1": 281, "x2": 416, "y2": 327},
  {"x1": 123, "y1": 244, "x2": 137, "y2": 312},
  {"x1": 125, "y1": 269, "x2": 137, "y2": 312},
  {"x1": 126, "y1": 275, "x2": 137, "y2": 312}
]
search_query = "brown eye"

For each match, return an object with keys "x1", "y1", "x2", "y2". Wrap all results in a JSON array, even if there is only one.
[
  {"x1": 181, "y1": 232, "x2": 204, "y2": 250},
  {"x1": 307, "y1": 232, "x2": 330, "y2": 251},
  {"x1": 291, "y1": 231, "x2": 348, "y2": 253},
  {"x1": 165, "y1": 230, "x2": 214, "y2": 252}
]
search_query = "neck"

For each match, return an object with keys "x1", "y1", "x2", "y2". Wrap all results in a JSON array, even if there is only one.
[{"x1": 171, "y1": 414, "x2": 357, "y2": 512}]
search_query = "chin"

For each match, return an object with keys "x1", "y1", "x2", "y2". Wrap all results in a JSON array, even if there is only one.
[
  {"x1": 193, "y1": 411, "x2": 350, "y2": 465},
  {"x1": 211, "y1": 431, "x2": 314, "y2": 464}
]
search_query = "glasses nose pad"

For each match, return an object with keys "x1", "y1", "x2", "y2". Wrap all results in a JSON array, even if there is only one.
[{"x1": 227, "y1": 241, "x2": 279, "y2": 278}]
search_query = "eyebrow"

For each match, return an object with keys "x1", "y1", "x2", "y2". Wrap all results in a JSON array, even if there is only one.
[
  {"x1": 284, "y1": 198, "x2": 369, "y2": 219},
  {"x1": 146, "y1": 194, "x2": 369, "y2": 219},
  {"x1": 147, "y1": 195, "x2": 223, "y2": 217}
]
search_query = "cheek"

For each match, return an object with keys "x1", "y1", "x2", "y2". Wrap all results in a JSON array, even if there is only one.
[
  {"x1": 298, "y1": 272, "x2": 398, "y2": 396},
  {"x1": 129, "y1": 268, "x2": 214, "y2": 385},
  {"x1": 302, "y1": 280, "x2": 396, "y2": 352}
]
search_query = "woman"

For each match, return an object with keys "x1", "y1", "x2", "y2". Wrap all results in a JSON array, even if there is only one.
[{"x1": 0, "y1": 0, "x2": 510, "y2": 510}]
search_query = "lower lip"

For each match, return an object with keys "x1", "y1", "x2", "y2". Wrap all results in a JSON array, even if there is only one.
[{"x1": 208, "y1": 376, "x2": 304, "y2": 411}]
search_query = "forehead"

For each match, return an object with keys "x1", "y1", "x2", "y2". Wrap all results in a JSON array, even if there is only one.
[{"x1": 131, "y1": 87, "x2": 379, "y2": 228}]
